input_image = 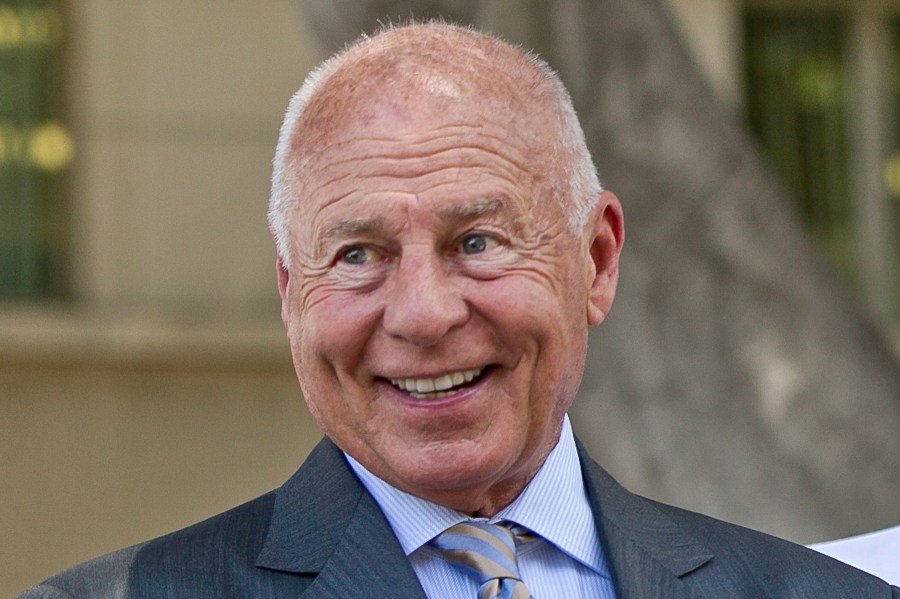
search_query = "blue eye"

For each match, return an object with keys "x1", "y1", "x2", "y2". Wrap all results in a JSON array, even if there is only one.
[
  {"x1": 460, "y1": 234, "x2": 489, "y2": 254},
  {"x1": 341, "y1": 246, "x2": 372, "y2": 265}
]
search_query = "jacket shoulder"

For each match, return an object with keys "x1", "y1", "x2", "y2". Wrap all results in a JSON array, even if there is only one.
[
  {"x1": 20, "y1": 491, "x2": 279, "y2": 599},
  {"x1": 650, "y1": 500, "x2": 896, "y2": 596},
  {"x1": 18, "y1": 544, "x2": 141, "y2": 599},
  {"x1": 576, "y1": 444, "x2": 895, "y2": 597}
]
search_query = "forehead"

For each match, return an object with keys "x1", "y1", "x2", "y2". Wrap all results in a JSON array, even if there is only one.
[
  {"x1": 293, "y1": 28, "x2": 559, "y2": 161},
  {"x1": 298, "y1": 113, "x2": 545, "y2": 239},
  {"x1": 292, "y1": 52, "x2": 559, "y2": 209}
]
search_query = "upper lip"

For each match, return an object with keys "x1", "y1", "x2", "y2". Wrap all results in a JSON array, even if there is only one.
[{"x1": 387, "y1": 367, "x2": 484, "y2": 393}]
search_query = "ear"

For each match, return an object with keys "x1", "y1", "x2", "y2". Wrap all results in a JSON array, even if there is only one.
[
  {"x1": 276, "y1": 254, "x2": 291, "y2": 327},
  {"x1": 585, "y1": 190, "x2": 624, "y2": 325}
]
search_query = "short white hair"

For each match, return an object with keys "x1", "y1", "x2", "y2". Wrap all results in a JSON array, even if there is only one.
[{"x1": 268, "y1": 22, "x2": 601, "y2": 269}]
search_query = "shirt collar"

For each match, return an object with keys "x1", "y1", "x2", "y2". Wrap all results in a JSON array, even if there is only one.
[{"x1": 345, "y1": 415, "x2": 608, "y2": 576}]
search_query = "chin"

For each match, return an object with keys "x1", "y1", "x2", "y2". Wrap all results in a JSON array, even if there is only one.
[{"x1": 388, "y1": 443, "x2": 519, "y2": 496}]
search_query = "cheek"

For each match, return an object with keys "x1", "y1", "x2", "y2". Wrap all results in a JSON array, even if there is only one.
[
  {"x1": 479, "y1": 265, "x2": 584, "y2": 330},
  {"x1": 477, "y1": 271, "x2": 587, "y2": 381},
  {"x1": 289, "y1": 297, "x2": 375, "y2": 438},
  {"x1": 290, "y1": 286, "x2": 383, "y2": 382}
]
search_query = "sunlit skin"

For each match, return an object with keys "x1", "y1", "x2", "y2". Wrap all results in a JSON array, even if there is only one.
[{"x1": 277, "y1": 33, "x2": 623, "y2": 517}]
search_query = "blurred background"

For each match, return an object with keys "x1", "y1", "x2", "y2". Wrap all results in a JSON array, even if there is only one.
[{"x1": 1, "y1": 0, "x2": 899, "y2": 596}]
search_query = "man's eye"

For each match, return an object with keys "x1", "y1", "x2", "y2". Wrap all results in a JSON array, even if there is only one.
[
  {"x1": 340, "y1": 246, "x2": 374, "y2": 265},
  {"x1": 460, "y1": 234, "x2": 492, "y2": 255}
]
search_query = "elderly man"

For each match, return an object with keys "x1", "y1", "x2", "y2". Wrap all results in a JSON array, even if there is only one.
[{"x1": 21, "y1": 22, "x2": 899, "y2": 599}]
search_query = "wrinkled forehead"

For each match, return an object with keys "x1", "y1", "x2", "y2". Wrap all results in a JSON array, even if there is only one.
[{"x1": 293, "y1": 29, "x2": 557, "y2": 156}]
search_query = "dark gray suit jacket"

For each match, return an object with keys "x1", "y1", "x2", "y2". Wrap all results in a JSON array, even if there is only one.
[{"x1": 20, "y1": 437, "x2": 900, "y2": 598}]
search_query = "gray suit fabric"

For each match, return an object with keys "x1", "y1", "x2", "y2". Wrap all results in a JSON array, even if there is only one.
[{"x1": 19, "y1": 437, "x2": 900, "y2": 598}]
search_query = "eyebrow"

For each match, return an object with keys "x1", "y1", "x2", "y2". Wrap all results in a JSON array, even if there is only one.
[
  {"x1": 323, "y1": 217, "x2": 389, "y2": 238},
  {"x1": 435, "y1": 197, "x2": 505, "y2": 221},
  {"x1": 316, "y1": 197, "x2": 506, "y2": 253},
  {"x1": 317, "y1": 217, "x2": 391, "y2": 254}
]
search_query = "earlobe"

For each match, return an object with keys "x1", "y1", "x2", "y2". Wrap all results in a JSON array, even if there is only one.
[{"x1": 586, "y1": 191, "x2": 624, "y2": 326}]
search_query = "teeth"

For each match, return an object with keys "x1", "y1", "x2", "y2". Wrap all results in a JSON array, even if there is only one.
[
  {"x1": 390, "y1": 368, "x2": 483, "y2": 396},
  {"x1": 433, "y1": 374, "x2": 452, "y2": 391}
]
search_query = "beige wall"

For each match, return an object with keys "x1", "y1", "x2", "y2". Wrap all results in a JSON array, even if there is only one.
[
  {"x1": 665, "y1": 0, "x2": 743, "y2": 107},
  {"x1": 2, "y1": 1, "x2": 325, "y2": 595},
  {"x1": 1, "y1": 345, "x2": 320, "y2": 595},
  {"x1": 68, "y1": 1, "x2": 318, "y2": 309}
]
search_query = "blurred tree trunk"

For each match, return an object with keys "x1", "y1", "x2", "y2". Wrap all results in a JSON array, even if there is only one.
[{"x1": 298, "y1": 0, "x2": 900, "y2": 543}]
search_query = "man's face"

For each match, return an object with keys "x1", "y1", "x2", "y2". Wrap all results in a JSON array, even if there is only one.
[{"x1": 278, "y1": 84, "x2": 619, "y2": 514}]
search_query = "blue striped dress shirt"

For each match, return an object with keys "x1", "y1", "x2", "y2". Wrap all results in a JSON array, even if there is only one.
[{"x1": 346, "y1": 415, "x2": 618, "y2": 598}]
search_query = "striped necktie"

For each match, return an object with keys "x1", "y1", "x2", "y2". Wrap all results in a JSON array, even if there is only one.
[{"x1": 431, "y1": 521, "x2": 533, "y2": 599}]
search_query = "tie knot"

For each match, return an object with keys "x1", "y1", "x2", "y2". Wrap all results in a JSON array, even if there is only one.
[{"x1": 432, "y1": 521, "x2": 533, "y2": 599}]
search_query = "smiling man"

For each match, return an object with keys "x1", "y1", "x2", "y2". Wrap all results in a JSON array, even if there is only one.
[
  {"x1": 20, "y1": 22, "x2": 899, "y2": 599},
  {"x1": 270, "y1": 24, "x2": 619, "y2": 524}
]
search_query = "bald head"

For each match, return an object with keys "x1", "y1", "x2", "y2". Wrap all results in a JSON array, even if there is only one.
[{"x1": 269, "y1": 22, "x2": 600, "y2": 268}]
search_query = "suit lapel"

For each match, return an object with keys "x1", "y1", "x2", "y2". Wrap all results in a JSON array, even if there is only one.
[
  {"x1": 256, "y1": 438, "x2": 427, "y2": 599},
  {"x1": 255, "y1": 434, "x2": 716, "y2": 598},
  {"x1": 577, "y1": 440, "x2": 713, "y2": 599}
]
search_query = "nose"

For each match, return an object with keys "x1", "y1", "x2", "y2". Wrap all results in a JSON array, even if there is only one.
[{"x1": 381, "y1": 252, "x2": 470, "y2": 347}]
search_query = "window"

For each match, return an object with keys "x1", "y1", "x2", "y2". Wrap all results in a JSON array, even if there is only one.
[
  {"x1": 744, "y1": 6, "x2": 899, "y2": 322},
  {"x1": 886, "y1": 17, "x2": 900, "y2": 320},
  {"x1": 0, "y1": 1, "x2": 72, "y2": 299}
]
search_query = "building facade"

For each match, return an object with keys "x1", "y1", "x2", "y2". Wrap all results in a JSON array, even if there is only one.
[{"x1": 2, "y1": 1, "x2": 898, "y2": 595}]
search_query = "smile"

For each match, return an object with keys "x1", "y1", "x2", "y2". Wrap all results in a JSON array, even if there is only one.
[{"x1": 388, "y1": 367, "x2": 484, "y2": 398}]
